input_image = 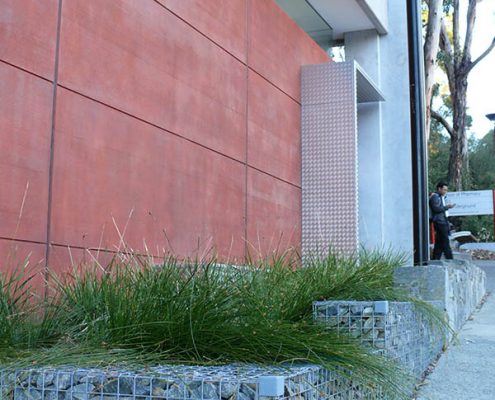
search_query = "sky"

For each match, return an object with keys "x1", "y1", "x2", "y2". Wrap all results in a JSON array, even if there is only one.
[{"x1": 462, "y1": 0, "x2": 495, "y2": 139}]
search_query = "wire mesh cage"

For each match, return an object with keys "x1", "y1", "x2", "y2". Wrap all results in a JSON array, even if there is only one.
[
  {"x1": 313, "y1": 300, "x2": 444, "y2": 376},
  {"x1": 0, "y1": 364, "x2": 384, "y2": 400}
]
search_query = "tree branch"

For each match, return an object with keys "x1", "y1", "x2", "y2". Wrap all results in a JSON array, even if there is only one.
[
  {"x1": 453, "y1": 0, "x2": 460, "y2": 64},
  {"x1": 424, "y1": 0, "x2": 443, "y2": 84},
  {"x1": 462, "y1": 0, "x2": 477, "y2": 64},
  {"x1": 439, "y1": 19, "x2": 455, "y2": 84},
  {"x1": 467, "y1": 36, "x2": 495, "y2": 73},
  {"x1": 424, "y1": 0, "x2": 444, "y2": 141},
  {"x1": 431, "y1": 110, "x2": 454, "y2": 138}
]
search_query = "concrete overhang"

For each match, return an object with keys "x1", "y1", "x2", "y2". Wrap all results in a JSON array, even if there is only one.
[
  {"x1": 275, "y1": 0, "x2": 333, "y2": 48},
  {"x1": 277, "y1": 0, "x2": 388, "y2": 44},
  {"x1": 309, "y1": 0, "x2": 388, "y2": 39}
]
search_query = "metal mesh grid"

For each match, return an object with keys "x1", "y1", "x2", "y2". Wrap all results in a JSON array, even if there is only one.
[
  {"x1": 313, "y1": 301, "x2": 444, "y2": 376},
  {"x1": 0, "y1": 364, "x2": 385, "y2": 400}
]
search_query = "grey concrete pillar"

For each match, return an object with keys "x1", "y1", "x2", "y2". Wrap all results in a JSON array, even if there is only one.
[{"x1": 345, "y1": 30, "x2": 385, "y2": 249}]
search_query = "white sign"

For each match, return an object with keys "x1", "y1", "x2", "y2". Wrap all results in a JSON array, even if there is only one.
[{"x1": 445, "y1": 190, "x2": 494, "y2": 216}]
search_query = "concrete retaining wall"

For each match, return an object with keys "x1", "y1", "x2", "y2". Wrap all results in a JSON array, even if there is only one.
[{"x1": 394, "y1": 260, "x2": 487, "y2": 331}]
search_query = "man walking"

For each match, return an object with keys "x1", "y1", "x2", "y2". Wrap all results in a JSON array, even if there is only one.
[{"x1": 429, "y1": 182, "x2": 456, "y2": 260}]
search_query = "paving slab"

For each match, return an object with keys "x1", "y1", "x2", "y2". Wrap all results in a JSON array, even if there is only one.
[{"x1": 460, "y1": 242, "x2": 495, "y2": 252}]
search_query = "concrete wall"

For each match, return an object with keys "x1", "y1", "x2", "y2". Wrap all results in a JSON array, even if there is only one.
[
  {"x1": 395, "y1": 260, "x2": 487, "y2": 331},
  {"x1": 359, "y1": 0, "x2": 389, "y2": 33},
  {"x1": 345, "y1": 30, "x2": 384, "y2": 249},
  {"x1": 0, "y1": 0, "x2": 329, "y2": 281},
  {"x1": 379, "y1": 0, "x2": 413, "y2": 258},
  {"x1": 344, "y1": 0, "x2": 414, "y2": 258}
]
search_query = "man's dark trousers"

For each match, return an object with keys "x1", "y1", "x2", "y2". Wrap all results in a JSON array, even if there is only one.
[{"x1": 432, "y1": 222, "x2": 453, "y2": 260}]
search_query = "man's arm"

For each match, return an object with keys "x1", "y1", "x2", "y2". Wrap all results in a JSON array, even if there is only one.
[{"x1": 429, "y1": 194, "x2": 447, "y2": 213}]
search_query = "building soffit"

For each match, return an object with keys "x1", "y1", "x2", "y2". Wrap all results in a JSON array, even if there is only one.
[
  {"x1": 308, "y1": 0, "x2": 388, "y2": 39},
  {"x1": 277, "y1": 0, "x2": 388, "y2": 45}
]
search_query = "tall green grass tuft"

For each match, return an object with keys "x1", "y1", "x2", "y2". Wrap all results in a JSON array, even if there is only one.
[
  {"x1": 0, "y1": 262, "x2": 65, "y2": 360},
  {"x1": 0, "y1": 250, "x2": 449, "y2": 399},
  {"x1": 0, "y1": 263, "x2": 33, "y2": 349}
]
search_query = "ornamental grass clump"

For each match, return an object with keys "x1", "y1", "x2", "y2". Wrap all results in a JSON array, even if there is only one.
[
  {"x1": 0, "y1": 250, "x2": 448, "y2": 399},
  {"x1": 0, "y1": 264, "x2": 32, "y2": 349},
  {"x1": 0, "y1": 264, "x2": 66, "y2": 362}
]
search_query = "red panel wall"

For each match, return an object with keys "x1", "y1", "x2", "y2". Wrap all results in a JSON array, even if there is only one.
[
  {"x1": 0, "y1": 0, "x2": 58, "y2": 79},
  {"x1": 248, "y1": 0, "x2": 329, "y2": 100},
  {"x1": 0, "y1": 0, "x2": 329, "y2": 276},
  {"x1": 0, "y1": 63, "x2": 51, "y2": 243},
  {"x1": 246, "y1": 169, "x2": 301, "y2": 258},
  {"x1": 247, "y1": 71, "x2": 301, "y2": 185},
  {"x1": 51, "y1": 88, "x2": 246, "y2": 259}
]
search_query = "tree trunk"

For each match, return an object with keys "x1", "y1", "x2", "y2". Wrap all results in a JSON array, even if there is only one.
[
  {"x1": 448, "y1": 136, "x2": 463, "y2": 191},
  {"x1": 424, "y1": 0, "x2": 443, "y2": 141},
  {"x1": 448, "y1": 75, "x2": 468, "y2": 191},
  {"x1": 431, "y1": 0, "x2": 494, "y2": 190}
]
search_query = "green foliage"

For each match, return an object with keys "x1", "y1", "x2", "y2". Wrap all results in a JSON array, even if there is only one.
[
  {"x1": 428, "y1": 126, "x2": 450, "y2": 193},
  {"x1": 442, "y1": 0, "x2": 454, "y2": 14},
  {"x1": 437, "y1": 49, "x2": 452, "y2": 75},
  {"x1": 427, "y1": 84, "x2": 455, "y2": 192},
  {"x1": 0, "y1": 261, "x2": 57, "y2": 351},
  {"x1": 0, "y1": 264, "x2": 32, "y2": 349},
  {"x1": 429, "y1": 129, "x2": 495, "y2": 238},
  {"x1": 456, "y1": 215, "x2": 494, "y2": 242},
  {"x1": 469, "y1": 131, "x2": 495, "y2": 190},
  {"x1": 459, "y1": 132, "x2": 495, "y2": 239},
  {"x1": 0, "y1": 251, "x2": 451, "y2": 399}
]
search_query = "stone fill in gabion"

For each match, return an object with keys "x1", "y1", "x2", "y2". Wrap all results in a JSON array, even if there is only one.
[
  {"x1": 0, "y1": 364, "x2": 383, "y2": 400},
  {"x1": 313, "y1": 300, "x2": 444, "y2": 376}
]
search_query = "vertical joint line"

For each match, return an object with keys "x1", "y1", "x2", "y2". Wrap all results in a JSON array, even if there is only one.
[
  {"x1": 244, "y1": 0, "x2": 250, "y2": 260},
  {"x1": 45, "y1": 0, "x2": 64, "y2": 293}
]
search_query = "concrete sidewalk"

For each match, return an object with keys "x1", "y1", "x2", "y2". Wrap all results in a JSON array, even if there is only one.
[{"x1": 415, "y1": 261, "x2": 495, "y2": 400}]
